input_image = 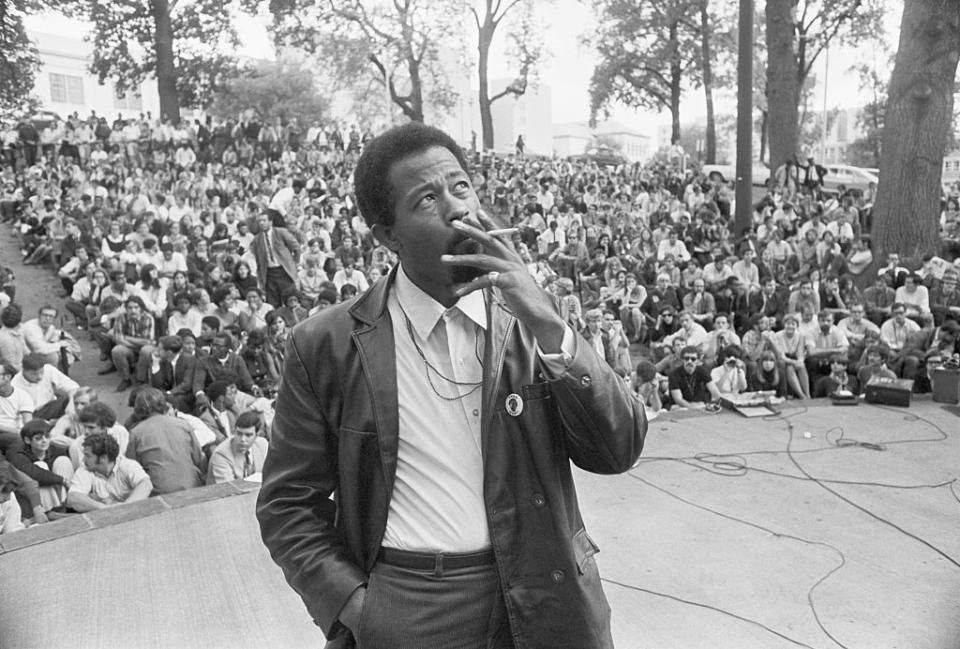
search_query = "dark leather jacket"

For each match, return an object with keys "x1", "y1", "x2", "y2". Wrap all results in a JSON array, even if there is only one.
[{"x1": 257, "y1": 270, "x2": 645, "y2": 648}]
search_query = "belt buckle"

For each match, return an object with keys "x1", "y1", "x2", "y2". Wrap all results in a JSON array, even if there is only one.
[{"x1": 434, "y1": 552, "x2": 443, "y2": 578}]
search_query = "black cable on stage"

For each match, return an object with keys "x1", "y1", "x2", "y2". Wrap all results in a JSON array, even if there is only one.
[
  {"x1": 625, "y1": 470, "x2": 851, "y2": 649},
  {"x1": 600, "y1": 576, "x2": 819, "y2": 649},
  {"x1": 633, "y1": 454, "x2": 959, "y2": 491},
  {"x1": 775, "y1": 411, "x2": 960, "y2": 570},
  {"x1": 624, "y1": 401, "x2": 960, "y2": 649}
]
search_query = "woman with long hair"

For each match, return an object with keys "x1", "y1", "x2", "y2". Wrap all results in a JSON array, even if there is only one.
[
  {"x1": 138, "y1": 264, "x2": 168, "y2": 329},
  {"x1": 233, "y1": 261, "x2": 259, "y2": 295},
  {"x1": 748, "y1": 350, "x2": 783, "y2": 394}
]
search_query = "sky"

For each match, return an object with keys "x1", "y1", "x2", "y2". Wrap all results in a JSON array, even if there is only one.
[{"x1": 26, "y1": 1, "x2": 904, "y2": 137}]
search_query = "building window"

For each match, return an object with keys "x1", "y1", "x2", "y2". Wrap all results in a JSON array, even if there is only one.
[
  {"x1": 49, "y1": 73, "x2": 84, "y2": 104},
  {"x1": 113, "y1": 86, "x2": 142, "y2": 111}
]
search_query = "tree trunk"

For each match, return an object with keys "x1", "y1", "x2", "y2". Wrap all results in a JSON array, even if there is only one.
[
  {"x1": 152, "y1": 0, "x2": 180, "y2": 124},
  {"x1": 871, "y1": 0, "x2": 960, "y2": 266},
  {"x1": 406, "y1": 58, "x2": 424, "y2": 123},
  {"x1": 765, "y1": 0, "x2": 798, "y2": 171},
  {"x1": 669, "y1": 19, "x2": 682, "y2": 145},
  {"x1": 700, "y1": 0, "x2": 716, "y2": 164},
  {"x1": 478, "y1": 20, "x2": 495, "y2": 149},
  {"x1": 759, "y1": 110, "x2": 768, "y2": 163}
]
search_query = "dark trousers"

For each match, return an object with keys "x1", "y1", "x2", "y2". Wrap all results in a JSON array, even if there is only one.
[
  {"x1": 353, "y1": 550, "x2": 515, "y2": 649},
  {"x1": 264, "y1": 267, "x2": 295, "y2": 308},
  {"x1": 34, "y1": 394, "x2": 70, "y2": 421}
]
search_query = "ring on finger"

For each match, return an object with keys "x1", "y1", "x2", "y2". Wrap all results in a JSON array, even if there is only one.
[{"x1": 487, "y1": 271, "x2": 500, "y2": 287}]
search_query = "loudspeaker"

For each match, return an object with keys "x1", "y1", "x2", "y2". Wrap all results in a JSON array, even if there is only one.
[{"x1": 864, "y1": 376, "x2": 914, "y2": 407}]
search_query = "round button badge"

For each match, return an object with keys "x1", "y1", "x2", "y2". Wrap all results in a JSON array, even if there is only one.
[{"x1": 505, "y1": 393, "x2": 524, "y2": 417}]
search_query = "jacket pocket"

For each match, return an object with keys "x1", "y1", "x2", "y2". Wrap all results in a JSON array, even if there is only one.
[{"x1": 572, "y1": 527, "x2": 600, "y2": 575}]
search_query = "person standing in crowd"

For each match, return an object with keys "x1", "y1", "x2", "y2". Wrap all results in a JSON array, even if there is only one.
[
  {"x1": 257, "y1": 123, "x2": 645, "y2": 649},
  {"x1": 251, "y1": 209, "x2": 300, "y2": 307}
]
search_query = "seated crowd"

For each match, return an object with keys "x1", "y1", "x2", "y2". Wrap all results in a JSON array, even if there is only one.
[{"x1": 1, "y1": 109, "x2": 960, "y2": 530}]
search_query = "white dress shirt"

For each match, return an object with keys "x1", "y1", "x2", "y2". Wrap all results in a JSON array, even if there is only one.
[
  {"x1": 383, "y1": 268, "x2": 490, "y2": 552},
  {"x1": 382, "y1": 266, "x2": 573, "y2": 553}
]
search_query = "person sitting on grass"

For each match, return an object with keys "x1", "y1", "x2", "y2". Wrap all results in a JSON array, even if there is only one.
[
  {"x1": 855, "y1": 344, "x2": 898, "y2": 387},
  {"x1": 206, "y1": 410, "x2": 269, "y2": 485},
  {"x1": 632, "y1": 360, "x2": 664, "y2": 413},
  {"x1": 668, "y1": 345, "x2": 721, "y2": 409},
  {"x1": 748, "y1": 350, "x2": 784, "y2": 395},
  {"x1": 12, "y1": 353, "x2": 78, "y2": 421},
  {"x1": 0, "y1": 462, "x2": 25, "y2": 534},
  {"x1": 813, "y1": 354, "x2": 860, "y2": 398},
  {"x1": 66, "y1": 433, "x2": 152, "y2": 512},
  {"x1": 8, "y1": 420, "x2": 73, "y2": 515},
  {"x1": 710, "y1": 344, "x2": 748, "y2": 396},
  {"x1": 68, "y1": 402, "x2": 130, "y2": 472}
]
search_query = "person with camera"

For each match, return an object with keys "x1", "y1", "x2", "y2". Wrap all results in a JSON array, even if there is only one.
[{"x1": 710, "y1": 345, "x2": 748, "y2": 396}]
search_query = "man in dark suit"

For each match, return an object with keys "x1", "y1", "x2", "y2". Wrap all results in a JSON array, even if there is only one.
[
  {"x1": 134, "y1": 335, "x2": 197, "y2": 411},
  {"x1": 747, "y1": 277, "x2": 787, "y2": 326},
  {"x1": 257, "y1": 123, "x2": 645, "y2": 649},
  {"x1": 251, "y1": 210, "x2": 300, "y2": 307},
  {"x1": 193, "y1": 333, "x2": 256, "y2": 408},
  {"x1": 197, "y1": 379, "x2": 236, "y2": 442}
]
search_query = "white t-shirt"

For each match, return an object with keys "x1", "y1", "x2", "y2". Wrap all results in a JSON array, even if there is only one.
[
  {"x1": 0, "y1": 497, "x2": 25, "y2": 534},
  {"x1": 69, "y1": 456, "x2": 149, "y2": 505},
  {"x1": 0, "y1": 388, "x2": 34, "y2": 432}
]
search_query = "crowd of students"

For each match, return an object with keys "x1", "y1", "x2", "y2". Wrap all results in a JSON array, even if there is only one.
[{"x1": 1, "y1": 107, "x2": 960, "y2": 532}]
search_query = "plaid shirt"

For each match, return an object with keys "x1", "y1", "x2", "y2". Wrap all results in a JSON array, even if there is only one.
[{"x1": 113, "y1": 312, "x2": 154, "y2": 346}]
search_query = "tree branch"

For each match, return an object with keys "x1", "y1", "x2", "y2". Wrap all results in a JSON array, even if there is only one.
[{"x1": 492, "y1": 0, "x2": 523, "y2": 26}]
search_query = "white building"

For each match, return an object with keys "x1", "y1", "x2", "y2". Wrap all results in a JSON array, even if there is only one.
[
  {"x1": 488, "y1": 79, "x2": 553, "y2": 155},
  {"x1": 29, "y1": 30, "x2": 160, "y2": 121},
  {"x1": 818, "y1": 107, "x2": 863, "y2": 164},
  {"x1": 553, "y1": 120, "x2": 652, "y2": 162}
]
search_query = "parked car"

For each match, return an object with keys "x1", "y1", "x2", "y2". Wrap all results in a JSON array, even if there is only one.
[
  {"x1": 568, "y1": 146, "x2": 628, "y2": 168},
  {"x1": 822, "y1": 164, "x2": 878, "y2": 194},
  {"x1": 701, "y1": 163, "x2": 771, "y2": 187}
]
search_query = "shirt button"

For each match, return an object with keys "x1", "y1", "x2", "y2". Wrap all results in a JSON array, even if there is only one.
[
  {"x1": 531, "y1": 493, "x2": 546, "y2": 507},
  {"x1": 472, "y1": 409, "x2": 479, "y2": 417},
  {"x1": 579, "y1": 374, "x2": 591, "y2": 387},
  {"x1": 551, "y1": 570, "x2": 565, "y2": 583}
]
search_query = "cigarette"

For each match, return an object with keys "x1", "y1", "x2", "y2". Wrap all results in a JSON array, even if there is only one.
[{"x1": 487, "y1": 228, "x2": 518, "y2": 237}]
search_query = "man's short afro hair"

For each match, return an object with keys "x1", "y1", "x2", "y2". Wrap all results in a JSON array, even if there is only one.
[{"x1": 353, "y1": 122, "x2": 469, "y2": 229}]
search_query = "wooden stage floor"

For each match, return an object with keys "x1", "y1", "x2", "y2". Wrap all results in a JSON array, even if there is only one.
[{"x1": 1, "y1": 399, "x2": 958, "y2": 649}]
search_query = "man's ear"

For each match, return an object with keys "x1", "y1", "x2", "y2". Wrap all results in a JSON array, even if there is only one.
[{"x1": 372, "y1": 223, "x2": 401, "y2": 253}]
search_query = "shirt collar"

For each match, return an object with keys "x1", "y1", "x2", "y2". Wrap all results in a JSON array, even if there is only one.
[{"x1": 394, "y1": 263, "x2": 487, "y2": 341}]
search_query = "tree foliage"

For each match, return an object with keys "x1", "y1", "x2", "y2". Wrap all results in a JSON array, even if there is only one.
[
  {"x1": 62, "y1": 0, "x2": 242, "y2": 122},
  {"x1": 765, "y1": 0, "x2": 886, "y2": 171},
  {"x1": 260, "y1": 0, "x2": 461, "y2": 124},
  {"x1": 208, "y1": 61, "x2": 330, "y2": 125},
  {"x1": 586, "y1": 0, "x2": 732, "y2": 151},
  {"x1": 587, "y1": 0, "x2": 700, "y2": 145},
  {"x1": 846, "y1": 60, "x2": 888, "y2": 167},
  {"x1": 0, "y1": 0, "x2": 44, "y2": 117}
]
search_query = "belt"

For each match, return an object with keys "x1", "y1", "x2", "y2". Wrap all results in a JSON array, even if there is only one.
[{"x1": 378, "y1": 547, "x2": 495, "y2": 573}]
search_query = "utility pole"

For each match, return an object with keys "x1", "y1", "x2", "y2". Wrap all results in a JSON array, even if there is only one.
[{"x1": 734, "y1": 0, "x2": 754, "y2": 237}]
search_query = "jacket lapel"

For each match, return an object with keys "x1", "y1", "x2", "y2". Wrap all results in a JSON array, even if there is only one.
[
  {"x1": 349, "y1": 269, "x2": 399, "y2": 495},
  {"x1": 482, "y1": 289, "x2": 515, "y2": 452}
]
